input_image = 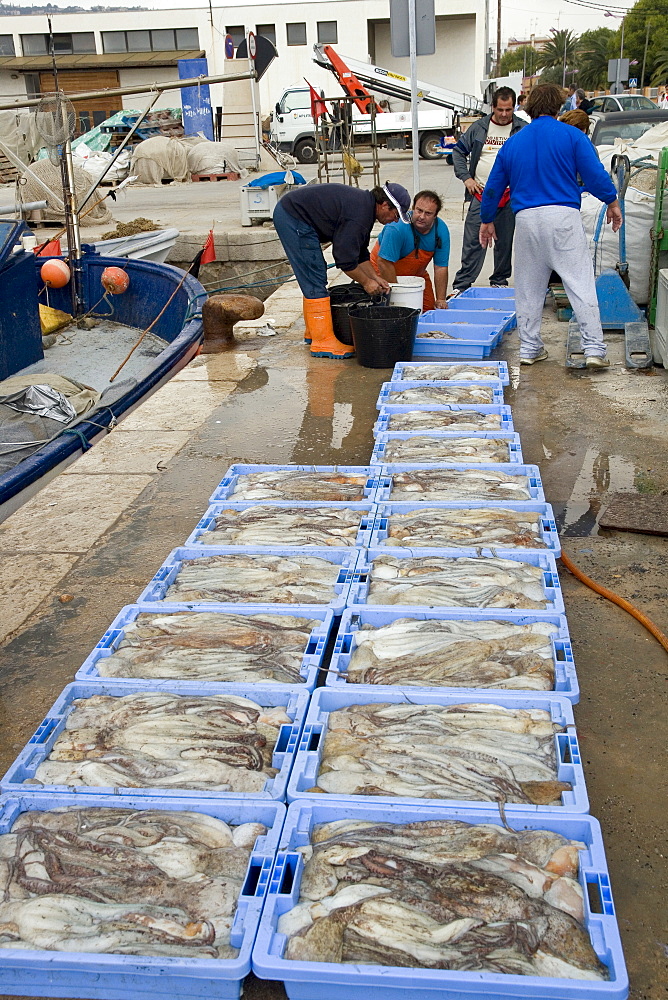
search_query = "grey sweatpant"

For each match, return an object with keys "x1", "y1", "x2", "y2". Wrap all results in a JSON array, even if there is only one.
[{"x1": 514, "y1": 205, "x2": 607, "y2": 359}]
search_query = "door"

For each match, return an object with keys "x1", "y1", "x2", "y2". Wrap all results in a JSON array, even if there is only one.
[{"x1": 39, "y1": 70, "x2": 121, "y2": 134}]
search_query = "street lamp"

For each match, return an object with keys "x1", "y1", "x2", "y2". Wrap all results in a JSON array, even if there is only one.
[{"x1": 605, "y1": 11, "x2": 626, "y2": 94}]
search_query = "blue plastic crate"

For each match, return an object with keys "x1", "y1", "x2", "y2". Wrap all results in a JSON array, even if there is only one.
[
  {"x1": 287, "y1": 687, "x2": 587, "y2": 813},
  {"x1": 391, "y1": 360, "x2": 509, "y2": 385},
  {"x1": 412, "y1": 332, "x2": 501, "y2": 360},
  {"x1": 137, "y1": 546, "x2": 360, "y2": 613},
  {"x1": 461, "y1": 286, "x2": 516, "y2": 298},
  {"x1": 75, "y1": 603, "x2": 336, "y2": 690},
  {"x1": 374, "y1": 463, "x2": 546, "y2": 503},
  {"x1": 348, "y1": 548, "x2": 565, "y2": 615},
  {"x1": 185, "y1": 501, "x2": 376, "y2": 548},
  {"x1": 253, "y1": 800, "x2": 628, "y2": 1000},
  {"x1": 369, "y1": 501, "x2": 560, "y2": 554},
  {"x1": 371, "y1": 432, "x2": 524, "y2": 467},
  {"x1": 378, "y1": 380, "x2": 506, "y2": 409},
  {"x1": 209, "y1": 465, "x2": 380, "y2": 504},
  {"x1": 374, "y1": 405, "x2": 514, "y2": 437},
  {"x1": 1, "y1": 681, "x2": 310, "y2": 801},
  {"x1": 448, "y1": 296, "x2": 516, "y2": 312},
  {"x1": 0, "y1": 790, "x2": 285, "y2": 1000},
  {"x1": 419, "y1": 307, "x2": 515, "y2": 335},
  {"x1": 326, "y1": 606, "x2": 577, "y2": 701}
]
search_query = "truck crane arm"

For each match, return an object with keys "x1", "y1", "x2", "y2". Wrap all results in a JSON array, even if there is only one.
[{"x1": 315, "y1": 44, "x2": 385, "y2": 115}]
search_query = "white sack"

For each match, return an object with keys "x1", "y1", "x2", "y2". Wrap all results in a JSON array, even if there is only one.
[
  {"x1": 580, "y1": 186, "x2": 655, "y2": 304},
  {"x1": 130, "y1": 136, "x2": 190, "y2": 184}
]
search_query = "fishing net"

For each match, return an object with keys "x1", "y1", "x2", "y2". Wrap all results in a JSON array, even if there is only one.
[
  {"x1": 18, "y1": 158, "x2": 113, "y2": 225},
  {"x1": 130, "y1": 136, "x2": 191, "y2": 185}
]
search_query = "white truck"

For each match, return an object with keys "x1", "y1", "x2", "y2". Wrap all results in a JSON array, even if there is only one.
[{"x1": 270, "y1": 44, "x2": 484, "y2": 164}]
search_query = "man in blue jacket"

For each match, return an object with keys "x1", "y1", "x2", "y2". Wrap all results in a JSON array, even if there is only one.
[{"x1": 479, "y1": 83, "x2": 622, "y2": 369}]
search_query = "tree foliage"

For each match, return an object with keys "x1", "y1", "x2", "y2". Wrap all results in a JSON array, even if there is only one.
[
  {"x1": 537, "y1": 29, "x2": 579, "y2": 86},
  {"x1": 576, "y1": 28, "x2": 616, "y2": 90},
  {"x1": 499, "y1": 45, "x2": 540, "y2": 77},
  {"x1": 614, "y1": 0, "x2": 668, "y2": 85}
]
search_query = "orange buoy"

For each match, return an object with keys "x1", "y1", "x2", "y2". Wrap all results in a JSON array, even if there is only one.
[
  {"x1": 101, "y1": 266, "x2": 130, "y2": 295},
  {"x1": 40, "y1": 258, "x2": 71, "y2": 288}
]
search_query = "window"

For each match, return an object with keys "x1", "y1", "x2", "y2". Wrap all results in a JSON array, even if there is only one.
[
  {"x1": 256, "y1": 23, "x2": 276, "y2": 47},
  {"x1": 102, "y1": 31, "x2": 126, "y2": 53},
  {"x1": 317, "y1": 21, "x2": 337, "y2": 44},
  {"x1": 286, "y1": 22, "x2": 307, "y2": 46},
  {"x1": 0, "y1": 35, "x2": 15, "y2": 56},
  {"x1": 176, "y1": 27, "x2": 199, "y2": 49},
  {"x1": 101, "y1": 28, "x2": 199, "y2": 53},
  {"x1": 126, "y1": 30, "x2": 151, "y2": 51},
  {"x1": 226, "y1": 25, "x2": 246, "y2": 48},
  {"x1": 151, "y1": 29, "x2": 176, "y2": 51},
  {"x1": 21, "y1": 32, "x2": 94, "y2": 56},
  {"x1": 21, "y1": 34, "x2": 48, "y2": 55},
  {"x1": 24, "y1": 73, "x2": 40, "y2": 99},
  {"x1": 281, "y1": 89, "x2": 311, "y2": 112}
]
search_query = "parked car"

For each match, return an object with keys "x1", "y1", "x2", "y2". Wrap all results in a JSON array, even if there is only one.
[
  {"x1": 588, "y1": 94, "x2": 658, "y2": 113},
  {"x1": 589, "y1": 109, "x2": 668, "y2": 147}
]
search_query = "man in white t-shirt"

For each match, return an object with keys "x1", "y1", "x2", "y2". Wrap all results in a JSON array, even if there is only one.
[{"x1": 451, "y1": 87, "x2": 527, "y2": 294}]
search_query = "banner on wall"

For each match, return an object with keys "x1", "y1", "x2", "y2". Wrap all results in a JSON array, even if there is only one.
[{"x1": 178, "y1": 58, "x2": 214, "y2": 140}]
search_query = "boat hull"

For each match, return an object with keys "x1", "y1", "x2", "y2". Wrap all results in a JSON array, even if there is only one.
[{"x1": 0, "y1": 252, "x2": 205, "y2": 522}]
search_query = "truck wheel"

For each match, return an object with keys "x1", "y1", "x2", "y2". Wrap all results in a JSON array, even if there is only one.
[
  {"x1": 419, "y1": 132, "x2": 444, "y2": 160},
  {"x1": 295, "y1": 139, "x2": 317, "y2": 164}
]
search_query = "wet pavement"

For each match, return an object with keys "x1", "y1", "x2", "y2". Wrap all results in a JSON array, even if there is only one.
[{"x1": 1, "y1": 224, "x2": 668, "y2": 997}]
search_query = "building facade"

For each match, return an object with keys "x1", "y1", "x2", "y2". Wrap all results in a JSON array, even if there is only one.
[{"x1": 0, "y1": 0, "x2": 487, "y2": 128}]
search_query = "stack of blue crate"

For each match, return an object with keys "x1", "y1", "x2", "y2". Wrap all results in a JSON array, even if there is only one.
[
  {"x1": 412, "y1": 287, "x2": 517, "y2": 359},
  {"x1": 0, "y1": 363, "x2": 628, "y2": 1000}
]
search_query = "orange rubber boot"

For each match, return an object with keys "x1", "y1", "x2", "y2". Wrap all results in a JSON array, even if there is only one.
[
  {"x1": 304, "y1": 297, "x2": 355, "y2": 359},
  {"x1": 303, "y1": 298, "x2": 311, "y2": 344}
]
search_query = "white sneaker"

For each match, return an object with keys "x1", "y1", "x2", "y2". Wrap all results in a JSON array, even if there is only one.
[
  {"x1": 447, "y1": 289, "x2": 464, "y2": 300},
  {"x1": 520, "y1": 348, "x2": 548, "y2": 365},
  {"x1": 585, "y1": 355, "x2": 610, "y2": 369}
]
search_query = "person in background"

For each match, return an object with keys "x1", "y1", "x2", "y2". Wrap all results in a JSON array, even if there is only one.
[
  {"x1": 560, "y1": 84, "x2": 577, "y2": 113},
  {"x1": 371, "y1": 190, "x2": 450, "y2": 310},
  {"x1": 479, "y1": 83, "x2": 622, "y2": 369},
  {"x1": 575, "y1": 89, "x2": 594, "y2": 114},
  {"x1": 659, "y1": 86, "x2": 668, "y2": 109},
  {"x1": 515, "y1": 93, "x2": 531, "y2": 122},
  {"x1": 273, "y1": 182, "x2": 410, "y2": 359},
  {"x1": 559, "y1": 109, "x2": 591, "y2": 133},
  {"x1": 450, "y1": 87, "x2": 526, "y2": 296}
]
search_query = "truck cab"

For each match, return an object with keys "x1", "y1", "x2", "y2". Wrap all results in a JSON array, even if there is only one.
[{"x1": 271, "y1": 85, "x2": 321, "y2": 164}]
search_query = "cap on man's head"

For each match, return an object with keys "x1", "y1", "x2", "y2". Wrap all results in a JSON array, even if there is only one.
[{"x1": 383, "y1": 182, "x2": 411, "y2": 223}]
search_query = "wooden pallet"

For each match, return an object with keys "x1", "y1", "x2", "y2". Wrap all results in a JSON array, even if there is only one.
[
  {"x1": 0, "y1": 149, "x2": 19, "y2": 184},
  {"x1": 191, "y1": 171, "x2": 240, "y2": 182}
]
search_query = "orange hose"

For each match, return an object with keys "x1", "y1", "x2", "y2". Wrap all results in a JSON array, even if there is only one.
[{"x1": 559, "y1": 550, "x2": 668, "y2": 654}]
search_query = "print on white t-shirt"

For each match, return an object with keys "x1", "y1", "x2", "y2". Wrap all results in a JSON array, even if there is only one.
[{"x1": 475, "y1": 121, "x2": 513, "y2": 187}]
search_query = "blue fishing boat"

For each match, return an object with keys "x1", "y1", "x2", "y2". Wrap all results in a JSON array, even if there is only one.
[{"x1": 0, "y1": 218, "x2": 205, "y2": 522}]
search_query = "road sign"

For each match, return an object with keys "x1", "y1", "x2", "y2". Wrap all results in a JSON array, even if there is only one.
[
  {"x1": 224, "y1": 34, "x2": 234, "y2": 59},
  {"x1": 248, "y1": 31, "x2": 257, "y2": 60},
  {"x1": 629, "y1": 77, "x2": 638, "y2": 87},
  {"x1": 608, "y1": 58, "x2": 629, "y2": 82},
  {"x1": 390, "y1": 0, "x2": 435, "y2": 57}
]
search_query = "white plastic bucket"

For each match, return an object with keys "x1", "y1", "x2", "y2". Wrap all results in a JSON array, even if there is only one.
[{"x1": 389, "y1": 275, "x2": 425, "y2": 311}]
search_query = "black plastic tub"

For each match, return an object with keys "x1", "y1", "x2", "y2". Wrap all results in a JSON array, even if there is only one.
[
  {"x1": 329, "y1": 283, "x2": 372, "y2": 346},
  {"x1": 348, "y1": 305, "x2": 420, "y2": 368}
]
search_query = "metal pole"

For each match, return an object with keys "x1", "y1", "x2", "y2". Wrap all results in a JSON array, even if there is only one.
[
  {"x1": 0, "y1": 70, "x2": 256, "y2": 113},
  {"x1": 562, "y1": 37, "x2": 567, "y2": 88},
  {"x1": 614, "y1": 18, "x2": 624, "y2": 94},
  {"x1": 408, "y1": 0, "x2": 420, "y2": 195},
  {"x1": 641, "y1": 21, "x2": 650, "y2": 90},
  {"x1": 496, "y1": 0, "x2": 502, "y2": 74}
]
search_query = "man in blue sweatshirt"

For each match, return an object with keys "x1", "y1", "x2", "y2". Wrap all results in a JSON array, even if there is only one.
[{"x1": 479, "y1": 83, "x2": 622, "y2": 369}]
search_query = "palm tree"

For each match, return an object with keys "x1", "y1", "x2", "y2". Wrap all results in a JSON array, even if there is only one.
[
  {"x1": 538, "y1": 29, "x2": 580, "y2": 86},
  {"x1": 651, "y1": 49, "x2": 668, "y2": 86},
  {"x1": 577, "y1": 34, "x2": 614, "y2": 90}
]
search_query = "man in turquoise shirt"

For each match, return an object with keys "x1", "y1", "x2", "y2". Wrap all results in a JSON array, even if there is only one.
[{"x1": 371, "y1": 190, "x2": 450, "y2": 310}]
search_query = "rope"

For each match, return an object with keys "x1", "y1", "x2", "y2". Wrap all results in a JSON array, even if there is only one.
[{"x1": 559, "y1": 551, "x2": 668, "y2": 655}]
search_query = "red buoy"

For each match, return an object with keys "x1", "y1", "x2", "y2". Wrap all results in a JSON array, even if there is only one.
[
  {"x1": 101, "y1": 266, "x2": 130, "y2": 295},
  {"x1": 40, "y1": 258, "x2": 71, "y2": 288}
]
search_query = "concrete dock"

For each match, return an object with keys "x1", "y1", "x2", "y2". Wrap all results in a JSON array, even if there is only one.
[{"x1": 0, "y1": 152, "x2": 666, "y2": 1000}]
